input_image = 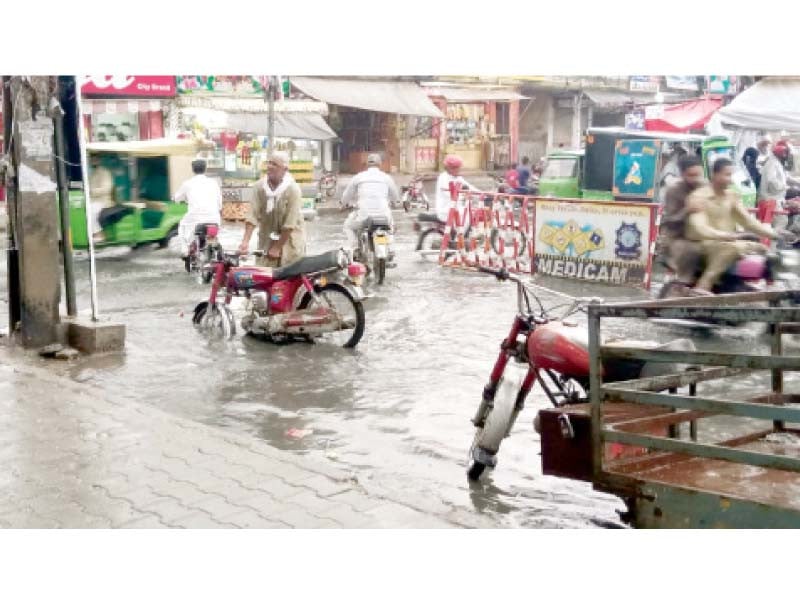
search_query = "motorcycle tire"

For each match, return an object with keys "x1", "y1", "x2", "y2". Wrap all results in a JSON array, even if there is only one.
[
  {"x1": 417, "y1": 228, "x2": 449, "y2": 263},
  {"x1": 298, "y1": 283, "x2": 365, "y2": 348},
  {"x1": 193, "y1": 303, "x2": 236, "y2": 340},
  {"x1": 468, "y1": 375, "x2": 519, "y2": 480},
  {"x1": 200, "y1": 246, "x2": 214, "y2": 284},
  {"x1": 375, "y1": 257, "x2": 386, "y2": 284},
  {"x1": 490, "y1": 228, "x2": 528, "y2": 259}
]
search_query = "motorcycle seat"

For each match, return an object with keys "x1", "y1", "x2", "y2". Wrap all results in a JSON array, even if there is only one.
[
  {"x1": 193, "y1": 223, "x2": 219, "y2": 236},
  {"x1": 417, "y1": 213, "x2": 444, "y2": 224},
  {"x1": 273, "y1": 250, "x2": 342, "y2": 281},
  {"x1": 363, "y1": 217, "x2": 391, "y2": 232}
]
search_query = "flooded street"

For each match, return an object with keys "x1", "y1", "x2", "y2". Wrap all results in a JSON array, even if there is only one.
[{"x1": 3, "y1": 206, "x2": 797, "y2": 528}]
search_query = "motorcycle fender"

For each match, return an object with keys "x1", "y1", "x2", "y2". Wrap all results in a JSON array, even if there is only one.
[
  {"x1": 338, "y1": 280, "x2": 365, "y2": 302},
  {"x1": 192, "y1": 301, "x2": 209, "y2": 325},
  {"x1": 374, "y1": 243, "x2": 388, "y2": 259}
]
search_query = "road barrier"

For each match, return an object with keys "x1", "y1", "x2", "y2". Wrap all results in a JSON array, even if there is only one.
[{"x1": 438, "y1": 182, "x2": 660, "y2": 289}]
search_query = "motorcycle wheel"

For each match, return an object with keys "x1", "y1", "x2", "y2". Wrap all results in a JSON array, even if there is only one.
[
  {"x1": 374, "y1": 256, "x2": 386, "y2": 284},
  {"x1": 298, "y1": 283, "x2": 365, "y2": 348},
  {"x1": 467, "y1": 375, "x2": 518, "y2": 481},
  {"x1": 490, "y1": 228, "x2": 528, "y2": 259},
  {"x1": 199, "y1": 246, "x2": 214, "y2": 284},
  {"x1": 193, "y1": 303, "x2": 236, "y2": 340},
  {"x1": 417, "y1": 228, "x2": 448, "y2": 263},
  {"x1": 402, "y1": 192, "x2": 411, "y2": 212}
]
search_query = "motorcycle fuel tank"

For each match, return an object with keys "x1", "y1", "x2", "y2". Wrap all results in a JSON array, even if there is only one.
[
  {"x1": 528, "y1": 321, "x2": 591, "y2": 377},
  {"x1": 230, "y1": 266, "x2": 275, "y2": 290}
]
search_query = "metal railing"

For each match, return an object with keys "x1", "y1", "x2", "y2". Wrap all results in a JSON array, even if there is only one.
[{"x1": 587, "y1": 290, "x2": 800, "y2": 491}]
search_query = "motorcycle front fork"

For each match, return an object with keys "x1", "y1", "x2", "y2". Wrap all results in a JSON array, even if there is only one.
[{"x1": 471, "y1": 319, "x2": 537, "y2": 434}]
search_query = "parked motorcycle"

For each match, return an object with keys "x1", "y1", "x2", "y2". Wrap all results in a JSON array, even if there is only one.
[
  {"x1": 355, "y1": 216, "x2": 393, "y2": 284},
  {"x1": 467, "y1": 266, "x2": 693, "y2": 481},
  {"x1": 193, "y1": 244, "x2": 367, "y2": 348},
  {"x1": 401, "y1": 175, "x2": 430, "y2": 212},
  {"x1": 184, "y1": 223, "x2": 221, "y2": 284},
  {"x1": 318, "y1": 170, "x2": 338, "y2": 201}
]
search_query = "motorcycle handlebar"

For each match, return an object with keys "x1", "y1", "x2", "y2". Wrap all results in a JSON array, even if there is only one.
[{"x1": 477, "y1": 266, "x2": 513, "y2": 282}]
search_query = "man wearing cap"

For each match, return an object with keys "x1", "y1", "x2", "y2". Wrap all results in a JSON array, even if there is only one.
[
  {"x1": 436, "y1": 155, "x2": 480, "y2": 223},
  {"x1": 340, "y1": 153, "x2": 400, "y2": 259},
  {"x1": 173, "y1": 158, "x2": 222, "y2": 260},
  {"x1": 238, "y1": 152, "x2": 306, "y2": 267}
]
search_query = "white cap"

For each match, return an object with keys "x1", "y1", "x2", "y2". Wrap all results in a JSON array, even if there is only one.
[
  {"x1": 268, "y1": 151, "x2": 290, "y2": 168},
  {"x1": 367, "y1": 153, "x2": 381, "y2": 166}
]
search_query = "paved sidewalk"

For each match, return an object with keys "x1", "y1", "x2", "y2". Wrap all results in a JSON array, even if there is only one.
[{"x1": 0, "y1": 345, "x2": 479, "y2": 528}]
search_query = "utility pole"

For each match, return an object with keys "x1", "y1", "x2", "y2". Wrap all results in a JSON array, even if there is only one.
[
  {"x1": 53, "y1": 77, "x2": 77, "y2": 317},
  {"x1": 267, "y1": 75, "x2": 276, "y2": 153},
  {"x1": 5, "y1": 76, "x2": 62, "y2": 348},
  {"x1": 3, "y1": 76, "x2": 22, "y2": 334}
]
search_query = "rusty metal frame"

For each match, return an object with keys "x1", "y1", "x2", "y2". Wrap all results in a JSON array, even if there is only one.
[{"x1": 588, "y1": 290, "x2": 800, "y2": 504}]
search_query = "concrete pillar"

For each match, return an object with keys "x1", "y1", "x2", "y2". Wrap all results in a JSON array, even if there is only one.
[
  {"x1": 545, "y1": 95, "x2": 555, "y2": 154},
  {"x1": 8, "y1": 77, "x2": 62, "y2": 348},
  {"x1": 571, "y1": 93, "x2": 583, "y2": 149},
  {"x1": 509, "y1": 100, "x2": 520, "y2": 164}
]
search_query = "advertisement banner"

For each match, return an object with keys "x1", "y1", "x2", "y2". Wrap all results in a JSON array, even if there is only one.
[
  {"x1": 629, "y1": 76, "x2": 660, "y2": 92},
  {"x1": 80, "y1": 76, "x2": 176, "y2": 97},
  {"x1": 625, "y1": 110, "x2": 645, "y2": 130},
  {"x1": 533, "y1": 199, "x2": 656, "y2": 288},
  {"x1": 612, "y1": 139, "x2": 661, "y2": 199},
  {"x1": 665, "y1": 76, "x2": 699, "y2": 91},
  {"x1": 177, "y1": 76, "x2": 289, "y2": 97}
]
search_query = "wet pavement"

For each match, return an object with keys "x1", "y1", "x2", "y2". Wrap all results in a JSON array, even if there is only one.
[{"x1": 2, "y1": 197, "x2": 798, "y2": 528}]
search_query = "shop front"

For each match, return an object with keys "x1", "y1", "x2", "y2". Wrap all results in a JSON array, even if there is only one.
[
  {"x1": 80, "y1": 76, "x2": 176, "y2": 142},
  {"x1": 290, "y1": 77, "x2": 443, "y2": 174},
  {"x1": 423, "y1": 86, "x2": 525, "y2": 171},
  {"x1": 172, "y1": 92, "x2": 337, "y2": 219}
]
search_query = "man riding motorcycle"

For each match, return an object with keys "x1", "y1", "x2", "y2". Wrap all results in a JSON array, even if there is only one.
[
  {"x1": 173, "y1": 159, "x2": 223, "y2": 263},
  {"x1": 659, "y1": 155, "x2": 707, "y2": 296},
  {"x1": 435, "y1": 154, "x2": 481, "y2": 224},
  {"x1": 340, "y1": 153, "x2": 399, "y2": 261},
  {"x1": 686, "y1": 157, "x2": 791, "y2": 294}
]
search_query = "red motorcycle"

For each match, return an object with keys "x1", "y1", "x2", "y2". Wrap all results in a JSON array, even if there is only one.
[
  {"x1": 401, "y1": 174, "x2": 430, "y2": 212},
  {"x1": 193, "y1": 246, "x2": 368, "y2": 348},
  {"x1": 467, "y1": 266, "x2": 692, "y2": 481},
  {"x1": 184, "y1": 223, "x2": 221, "y2": 284}
]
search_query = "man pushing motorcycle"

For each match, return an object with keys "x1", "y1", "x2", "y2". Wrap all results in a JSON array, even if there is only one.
[{"x1": 238, "y1": 151, "x2": 307, "y2": 267}]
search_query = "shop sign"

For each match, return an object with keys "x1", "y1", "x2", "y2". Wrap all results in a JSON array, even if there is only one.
[
  {"x1": 177, "y1": 76, "x2": 290, "y2": 96},
  {"x1": 80, "y1": 76, "x2": 176, "y2": 97},
  {"x1": 629, "y1": 76, "x2": 660, "y2": 92},
  {"x1": 612, "y1": 139, "x2": 662, "y2": 199},
  {"x1": 708, "y1": 76, "x2": 734, "y2": 94},
  {"x1": 665, "y1": 76, "x2": 698, "y2": 91},
  {"x1": 624, "y1": 110, "x2": 645, "y2": 130},
  {"x1": 533, "y1": 199, "x2": 657, "y2": 288}
]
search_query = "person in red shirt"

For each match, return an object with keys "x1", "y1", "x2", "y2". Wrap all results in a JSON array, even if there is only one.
[{"x1": 504, "y1": 162, "x2": 519, "y2": 190}]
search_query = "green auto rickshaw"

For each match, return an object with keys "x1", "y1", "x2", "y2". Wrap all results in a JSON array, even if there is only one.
[
  {"x1": 69, "y1": 139, "x2": 207, "y2": 249},
  {"x1": 538, "y1": 127, "x2": 757, "y2": 206}
]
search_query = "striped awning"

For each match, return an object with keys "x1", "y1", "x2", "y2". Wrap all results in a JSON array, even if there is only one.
[{"x1": 83, "y1": 99, "x2": 162, "y2": 114}]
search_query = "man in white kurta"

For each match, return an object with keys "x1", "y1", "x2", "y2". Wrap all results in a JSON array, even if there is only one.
[{"x1": 173, "y1": 159, "x2": 223, "y2": 256}]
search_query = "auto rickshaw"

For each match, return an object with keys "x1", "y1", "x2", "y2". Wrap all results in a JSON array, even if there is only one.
[
  {"x1": 538, "y1": 127, "x2": 756, "y2": 206},
  {"x1": 69, "y1": 139, "x2": 208, "y2": 249}
]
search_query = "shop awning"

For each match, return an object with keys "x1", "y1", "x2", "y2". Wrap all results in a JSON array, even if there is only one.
[
  {"x1": 644, "y1": 96, "x2": 724, "y2": 133},
  {"x1": 716, "y1": 77, "x2": 800, "y2": 131},
  {"x1": 291, "y1": 77, "x2": 443, "y2": 117},
  {"x1": 583, "y1": 89, "x2": 638, "y2": 108},
  {"x1": 423, "y1": 87, "x2": 527, "y2": 102},
  {"x1": 180, "y1": 107, "x2": 338, "y2": 140}
]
